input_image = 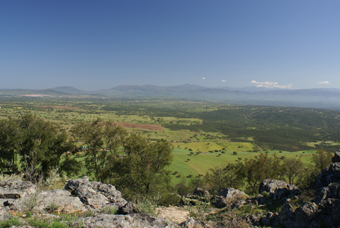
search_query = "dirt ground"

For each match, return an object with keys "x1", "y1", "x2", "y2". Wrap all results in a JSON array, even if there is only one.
[{"x1": 155, "y1": 206, "x2": 191, "y2": 224}]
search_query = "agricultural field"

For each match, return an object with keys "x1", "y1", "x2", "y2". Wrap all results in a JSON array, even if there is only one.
[{"x1": 1, "y1": 96, "x2": 339, "y2": 184}]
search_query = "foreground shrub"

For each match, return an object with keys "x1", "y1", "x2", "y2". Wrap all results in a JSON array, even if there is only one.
[
  {"x1": 135, "y1": 195, "x2": 160, "y2": 216},
  {"x1": 21, "y1": 192, "x2": 39, "y2": 211},
  {"x1": 157, "y1": 193, "x2": 181, "y2": 206},
  {"x1": 0, "y1": 217, "x2": 22, "y2": 228}
]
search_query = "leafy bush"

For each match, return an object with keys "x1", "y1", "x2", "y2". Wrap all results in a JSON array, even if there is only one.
[
  {"x1": 136, "y1": 196, "x2": 159, "y2": 216},
  {"x1": 45, "y1": 168, "x2": 68, "y2": 190},
  {"x1": 157, "y1": 193, "x2": 181, "y2": 206},
  {"x1": 25, "y1": 211, "x2": 32, "y2": 218},
  {"x1": 0, "y1": 217, "x2": 22, "y2": 228}
]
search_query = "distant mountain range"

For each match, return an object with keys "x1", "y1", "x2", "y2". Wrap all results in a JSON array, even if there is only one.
[{"x1": 2, "y1": 85, "x2": 340, "y2": 109}]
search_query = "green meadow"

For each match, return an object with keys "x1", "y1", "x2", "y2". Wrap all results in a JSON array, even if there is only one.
[{"x1": 169, "y1": 148, "x2": 317, "y2": 185}]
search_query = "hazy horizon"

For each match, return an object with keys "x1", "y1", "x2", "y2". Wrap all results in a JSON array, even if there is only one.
[
  {"x1": 2, "y1": 83, "x2": 340, "y2": 92},
  {"x1": 1, "y1": 1, "x2": 339, "y2": 90}
]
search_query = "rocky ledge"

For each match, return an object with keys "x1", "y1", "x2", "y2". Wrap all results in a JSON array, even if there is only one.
[{"x1": 0, "y1": 177, "x2": 203, "y2": 227}]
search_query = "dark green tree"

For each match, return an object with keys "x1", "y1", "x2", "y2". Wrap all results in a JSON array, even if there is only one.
[
  {"x1": 0, "y1": 113, "x2": 78, "y2": 181},
  {"x1": 311, "y1": 150, "x2": 333, "y2": 173},
  {"x1": 205, "y1": 163, "x2": 245, "y2": 195},
  {"x1": 0, "y1": 117, "x2": 21, "y2": 172},
  {"x1": 282, "y1": 157, "x2": 304, "y2": 185},
  {"x1": 113, "y1": 133, "x2": 173, "y2": 200},
  {"x1": 72, "y1": 119, "x2": 127, "y2": 182},
  {"x1": 243, "y1": 152, "x2": 285, "y2": 194}
]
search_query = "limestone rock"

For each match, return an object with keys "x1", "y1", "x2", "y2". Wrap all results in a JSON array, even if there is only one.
[
  {"x1": 259, "y1": 179, "x2": 289, "y2": 194},
  {"x1": 0, "y1": 207, "x2": 10, "y2": 221},
  {"x1": 259, "y1": 179, "x2": 298, "y2": 201},
  {"x1": 0, "y1": 180, "x2": 36, "y2": 199},
  {"x1": 12, "y1": 189, "x2": 87, "y2": 213},
  {"x1": 65, "y1": 177, "x2": 127, "y2": 209},
  {"x1": 117, "y1": 201, "x2": 138, "y2": 214},
  {"x1": 214, "y1": 188, "x2": 248, "y2": 208}
]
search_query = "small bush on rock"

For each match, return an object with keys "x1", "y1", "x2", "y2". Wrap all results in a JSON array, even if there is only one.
[
  {"x1": 47, "y1": 202, "x2": 59, "y2": 213},
  {"x1": 22, "y1": 192, "x2": 39, "y2": 211},
  {"x1": 136, "y1": 195, "x2": 160, "y2": 217},
  {"x1": 101, "y1": 206, "x2": 117, "y2": 214},
  {"x1": 0, "y1": 217, "x2": 22, "y2": 228}
]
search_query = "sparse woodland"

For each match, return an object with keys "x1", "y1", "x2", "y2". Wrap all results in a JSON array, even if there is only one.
[{"x1": 0, "y1": 111, "x2": 337, "y2": 227}]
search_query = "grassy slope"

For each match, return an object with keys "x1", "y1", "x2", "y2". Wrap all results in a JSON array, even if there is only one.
[{"x1": 170, "y1": 148, "x2": 317, "y2": 185}]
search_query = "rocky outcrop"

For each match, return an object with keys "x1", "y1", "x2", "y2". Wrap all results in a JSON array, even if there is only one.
[
  {"x1": 316, "y1": 150, "x2": 340, "y2": 188},
  {"x1": 78, "y1": 213, "x2": 170, "y2": 228},
  {"x1": 179, "y1": 218, "x2": 212, "y2": 228},
  {"x1": 214, "y1": 188, "x2": 248, "y2": 208},
  {"x1": 65, "y1": 176, "x2": 127, "y2": 209},
  {"x1": 259, "y1": 179, "x2": 299, "y2": 201},
  {"x1": 257, "y1": 151, "x2": 340, "y2": 228},
  {"x1": 314, "y1": 150, "x2": 340, "y2": 204},
  {"x1": 12, "y1": 189, "x2": 87, "y2": 213},
  {"x1": 0, "y1": 180, "x2": 37, "y2": 213},
  {"x1": 0, "y1": 207, "x2": 10, "y2": 221},
  {"x1": 0, "y1": 177, "x2": 173, "y2": 227},
  {"x1": 0, "y1": 180, "x2": 36, "y2": 200}
]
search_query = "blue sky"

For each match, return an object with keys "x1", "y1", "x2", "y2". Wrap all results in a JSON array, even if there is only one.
[{"x1": 1, "y1": 0, "x2": 339, "y2": 90}]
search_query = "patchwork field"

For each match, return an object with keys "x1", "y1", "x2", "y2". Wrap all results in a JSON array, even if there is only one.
[{"x1": 1, "y1": 97, "x2": 338, "y2": 186}]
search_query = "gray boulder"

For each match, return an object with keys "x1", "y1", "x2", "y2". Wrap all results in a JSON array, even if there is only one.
[
  {"x1": 0, "y1": 180, "x2": 36, "y2": 199},
  {"x1": 315, "y1": 183, "x2": 340, "y2": 204},
  {"x1": 12, "y1": 189, "x2": 88, "y2": 213},
  {"x1": 332, "y1": 150, "x2": 340, "y2": 163},
  {"x1": 259, "y1": 179, "x2": 290, "y2": 194},
  {"x1": 259, "y1": 179, "x2": 299, "y2": 201},
  {"x1": 260, "y1": 212, "x2": 280, "y2": 227},
  {"x1": 117, "y1": 201, "x2": 138, "y2": 214},
  {"x1": 278, "y1": 201, "x2": 321, "y2": 228},
  {"x1": 214, "y1": 188, "x2": 248, "y2": 208},
  {"x1": 315, "y1": 151, "x2": 340, "y2": 188},
  {"x1": 65, "y1": 176, "x2": 127, "y2": 209}
]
